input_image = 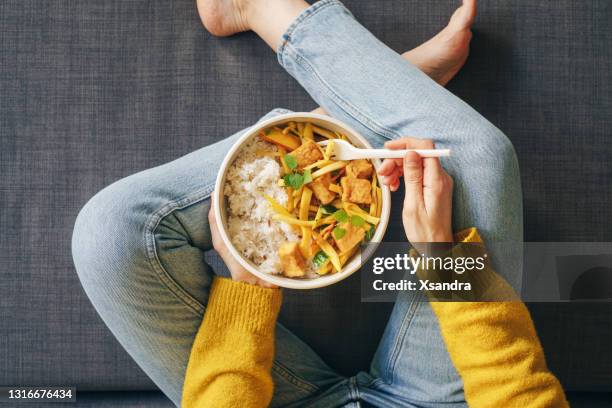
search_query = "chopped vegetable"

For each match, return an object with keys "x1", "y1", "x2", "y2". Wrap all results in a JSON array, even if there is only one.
[
  {"x1": 312, "y1": 161, "x2": 347, "y2": 179},
  {"x1": 332, "y1": 209, "x2": 349, "y2": 223},
  {"x1": 314, "y1": 233, "x2": 342, "y2": 272},
  {"x1": 263, "y1": 194, "x2": 292, "y2": 217},
  {"x1": 258, "y1": 121, "x2": 381, "y2": 277},
  {"x1": 312, "y1": 125, "x2": 336, "y2": 139},
  {"x1": 365, "y1": 223, "x2": 375, "y2": 240},
  {"x1": 303, "y1": 169, "x2": 312, "y2": 184},
  {"x1": 312, "y1": 250, "x2": 329, "y2": 268},
  {"x1": 321, "y1": 204, "x2": 337, "y2": 215},
  {"x1": 260, "y1": 129, "x2": 301, "y2": 150},
  {"x1": 333, "y1": 226, "x2": 346, "y2": 239},
  {"x1": 343, "y1": 202, "x2": 380, "y2": 225},
  {"x1": 350, "y1": 215, "x2": 365, "y2": 227},
  {"x1": 284, "y1": 154, "x2": 298, "y2": 170},
  {"x1": 284, "y1": 173, "x2": 304, "y2": 190},
  {"x1": 324, "y1": 140, "x2": 335, "y2": 160},
  {"x1": 303, "y1": 122, "x2": 314, "y2": 140},
  {"x1": 272, "y1": 214, "x2": 315, "y2": 227},
  {"x1": 328, "y1": 183, "x2": 342, "y2": 194}
]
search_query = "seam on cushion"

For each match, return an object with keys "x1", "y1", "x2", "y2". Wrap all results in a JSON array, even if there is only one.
[
  {"x1": 281, "y1": 44, "x2": 401, "y2": 142},
  {"x1": 144, "y1": 184, "x2": 215, "y2": 316}
]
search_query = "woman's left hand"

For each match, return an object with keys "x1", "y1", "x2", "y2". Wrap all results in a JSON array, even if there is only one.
[{"x1": 208, "y1": 199, "x2": 278, "y2": 288}]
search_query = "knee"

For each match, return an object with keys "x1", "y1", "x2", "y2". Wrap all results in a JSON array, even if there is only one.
[
  {"x1": 71, "y1": 179, "x2": 147, "y2": 288},
  {"x1": 475, "y1": 121, "x2": 520, "y2": 179}
]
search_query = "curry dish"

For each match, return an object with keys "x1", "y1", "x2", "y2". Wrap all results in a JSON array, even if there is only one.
[{"x1": 258, "y1": 121, "x2": 382, "y2": 277}]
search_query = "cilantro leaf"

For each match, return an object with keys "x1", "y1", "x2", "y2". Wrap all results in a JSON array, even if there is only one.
[
  {"x1": 333, "y1": 209, "x2": 348, "y2": 223},
  {"x1": 283, "y1": 173, "x2": 304, "y2": 190},
  {"x1": 284, "y1": 154, "x2": 298, "y2": 170},
  {"x1": 333, "y1": 226, "x2": 346, "y2": 240},
  {"x1": 350, "y1": 215, "x2": 365, "y2": 227}
]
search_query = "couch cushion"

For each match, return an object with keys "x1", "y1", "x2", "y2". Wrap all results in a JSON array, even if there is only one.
[{"x1": 1, "y1": 0, "x2": 611, "y2": 392}]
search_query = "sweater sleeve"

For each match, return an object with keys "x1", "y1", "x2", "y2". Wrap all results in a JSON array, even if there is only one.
[
  {"x1": 181, "y1": 277, "x2": 282, "y2": 408},
  {"x1": 428, "y1": 228, "x2": 569, "y2": 408}
]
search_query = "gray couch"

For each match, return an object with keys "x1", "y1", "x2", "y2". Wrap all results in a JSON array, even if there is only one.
[{"x1": 1, "y1": 0, "x2": 611, "y2": 406}]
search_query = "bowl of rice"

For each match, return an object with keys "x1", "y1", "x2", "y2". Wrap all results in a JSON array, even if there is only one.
[{"x1": 213, "y1": 112, "x2": 391, "y2": 289}]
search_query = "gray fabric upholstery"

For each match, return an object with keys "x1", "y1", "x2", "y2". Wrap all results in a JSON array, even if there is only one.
[{"x1": 1, "y1": 0, "x2": 611, "y2": 395}]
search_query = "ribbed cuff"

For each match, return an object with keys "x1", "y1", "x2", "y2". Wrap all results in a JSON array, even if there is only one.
[{"x1": 205, "y1": 277, "x2": 282, "y2": 335}]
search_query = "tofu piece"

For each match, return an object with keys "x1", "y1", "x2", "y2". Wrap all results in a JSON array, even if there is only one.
[
  {"x1": 333, "y1": 222, "x2": 366, "y2": 253},
  {"x1": 311, "y1": 173, "x2": 335, "y2": 204},
  {"x1": 346, "y1": 159, "x2": 373, "y2": 179},
  {"x1": 278, "y1": 242, "x2": 307, "y2": 278},
  {"x1": 341, "y1": 177, "x2": 372, "y2": 204},
  {"x1": 291, "y1": 140, "x2": 323, "y2": 168}
]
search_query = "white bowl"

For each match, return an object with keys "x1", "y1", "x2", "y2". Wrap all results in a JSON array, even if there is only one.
[{"x1": 213, "y1": 112, "x2": 391, "y2": 289}]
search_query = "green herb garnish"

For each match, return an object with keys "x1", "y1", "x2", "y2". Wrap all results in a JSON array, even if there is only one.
[
  {"x1": 350, "y1": 215, "x2": 365, "y2": 227},
  {"x1": 312, "y1": 250, "x2": 329, "y2": 268},
  {"x1": 332, "y1": 209, "x2": 348, "y2": 223},
  {"x1": 283, "y1": 173, "x2": 304, "y2": 190},
  {"x1": 284, "y1": 154, "x2": 298, "y2": 170},
  {"x1": 333, "y1": 227, "x2": 346, "y2": 240}
]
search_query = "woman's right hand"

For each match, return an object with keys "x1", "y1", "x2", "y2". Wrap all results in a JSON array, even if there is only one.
[{"x1": 378, "y1": 137, "x2": 454, "y2": 243}]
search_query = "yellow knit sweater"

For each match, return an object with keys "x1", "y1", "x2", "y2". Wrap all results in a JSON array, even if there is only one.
[{"x1": 181, "y1": 229, "x2": 569, "y2": 407}]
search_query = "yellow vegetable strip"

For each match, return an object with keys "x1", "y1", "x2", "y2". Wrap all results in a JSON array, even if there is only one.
[
  {"x1": 303, "y1": 122, "x2": 314, "y2": 140},
  {"x1": 293, "y1": 186, "x2": 303, "y2": 198},
  {"x1": 340, "y1": 246, "x2": 359, "y2": 267},
  {"x1": 324, "y1": 140, "x2": 335, "y2": 160},
  {"x1": 329, "y1": 183, "x2": 342, "y2": 194},
  {"x1": 273, "y1": 214, "x2": 315, "y2": 227},
  {"x1": 369, "y1": 175, "x2": 377, "y2": 216},
  {"x1": 312, "y1": 161, "x2": 347, "y2": 179},
  {"x1": 309, "y1": 205, "x2": 319, "y2": 212},
  {"x1": 278, "y1": 146, "x2": 290, "y2": 174},
  {"x1": 376, "y1": 187, "x2": 382, "y2": 217},
  {"x1": 343, "y1": 202, "x2": 380, "y2": 225},
  {"x1": 282, "y1": 122, "x2": 296, "y2": 135},
  {"x1": 312, "y1": 125, "x2": 335, "y2": 139},
  {"x1": 297, "y1": 122, "x2": 304, "y2": 137},
  {"x1": 304, "y1": 159, "x2": 332, "y2": 170},
  {"x1": 314, "y1": 234, "x2": 342, "y2": 272},
  {"x1": 256, "y1": 149, "x2": 281, "y2": 158},
  {"x1": 299, "y1": 187, "x2": 312, "y2": 221},
  {"x1": 263, "y1": 194, "x2": 292, "y2": 217},
  {"x1": 299, "y1": 189, "x2": 312, "y2": 258},
  {"x1": 314, "y1": 207, "x2": 323, "y2": 223},
  {"x1": 286, "y1": 187, "x2": 294, "y2": 212},
  {"x1": 317, "y1": 262, "x2": 332, "y2": 275},
  {"x1": 316, "y1": 214, "x2": 336, "y2": 227}
]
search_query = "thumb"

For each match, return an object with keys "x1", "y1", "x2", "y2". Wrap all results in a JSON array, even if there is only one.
[{"x1": 403, "y1": 151, "x2": 424, "y2": 212}]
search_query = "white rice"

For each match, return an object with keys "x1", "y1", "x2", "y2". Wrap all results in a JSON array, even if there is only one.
[{"x1": 223, "y1": 138, "x2": 300, "y2": 274}]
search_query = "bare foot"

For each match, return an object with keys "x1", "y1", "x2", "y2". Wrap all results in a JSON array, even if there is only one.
[
  {"x1": 196, "y1": 0, "x2": 251, "y2": 37},
  {"x1": 402, "y1": 0, "x2": 477, "y2": 86}
]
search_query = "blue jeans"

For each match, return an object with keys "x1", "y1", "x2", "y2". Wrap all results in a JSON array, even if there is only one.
[{"x1": 72, "y1": 1, "x2": 522, "y2": 407}]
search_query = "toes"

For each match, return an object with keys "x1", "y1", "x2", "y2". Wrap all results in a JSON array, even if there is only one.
[{"x1": 449, "y1": 0, "x2": 477, "y2": 32}]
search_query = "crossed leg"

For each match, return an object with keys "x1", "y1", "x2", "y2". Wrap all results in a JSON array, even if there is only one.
[{"x1": 73, "y1": 0, "x2": 522, "y2": 407}]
